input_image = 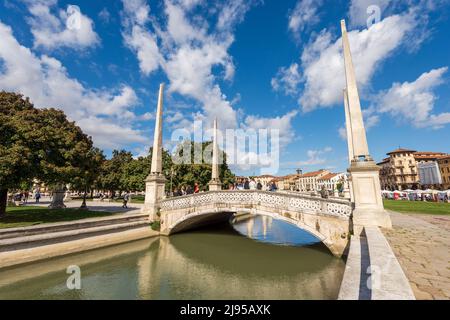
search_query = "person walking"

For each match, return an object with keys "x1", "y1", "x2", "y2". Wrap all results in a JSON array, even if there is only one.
[
  {"x1": 194, "y1": 182, "x2": 200, "y2": 194},
  {"x1": 122, "y1": 192, "x2": 130, "y2": 208},
  {"x1": 269, "y1": 181, "x2": 277, "y2": 192},
  {"x1": 256, "y1": 180, "x2": 262, "y2": 190},
  {"x1": 35, "y1": 190, "x2": 41, "y2": 203},
  {"x1": 249, "y1": 179, "x2": 257, "y2": 190},
  {"x1": 243, "y1": 179, "x2": 250, "y2": 190}
]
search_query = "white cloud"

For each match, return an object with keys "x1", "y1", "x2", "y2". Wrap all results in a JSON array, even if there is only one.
[
  {"x1": 77, "y1": 117, "x2": 147, "y2": 150},
  {"x1": 120, "y1": 0, "x2": 255, "y2": 130},
  {"x1": 121, "y1": 0, "x2": 162, "y2": 75},
  {"x1": 24, "y1": 0, "x2": 99, "y2": 50},
  {"x1": 296, "y1": 147, "x2": 333, "y2": 166},
  {"x1": 244, "y1": 111, "x2": 298, "y2": 148},
  {"x1": 271, "y1": 63, "x2": 301, "y2": 95},
  {"x1": 338, "y1": 127, "x2": 347, "y2": 141},
  {"x1": 0, "y1": 21, "x2": 145, "y2": 150},
  {"x1": 217, "y1": 0, "x2": 253, "y2": 31},
  {"x1": 122, "y1": 0, "x2": 150, "y2": 26},
  {"x1": 288, "y1": 0, "x2": 322, "y2": 35},
  {"x1": 120, "y1": 0, "x2": 299, "y2": 153},
  {"x1": 124, "y1": 25, "x2": 162, "y2": 75},
  {"x1": 299, "y1": 13, "x2": 416, "y2": 112},
  {"x1": 374, "y1": 67, "x2": 449, "y2": 128},
  {"x1": 338, "y1": 109, "x2": 379, "y2": 141}
]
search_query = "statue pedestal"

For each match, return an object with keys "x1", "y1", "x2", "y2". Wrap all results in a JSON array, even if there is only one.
[
  {"x1": 208, "y1": 179, "x2": 222, "y2": 191},
  {"x1": 49, "y1": 188, "x2": 66, "y2": 209},
  {"x1": 348, "y1": 160, "x2": 392, "y2": 235},
  {"x1": 142, "y1": 174, "x2": 166, "y2": 221},
  {"x1": 64, "y1": 191, "x2": 72, "y2": 202}
]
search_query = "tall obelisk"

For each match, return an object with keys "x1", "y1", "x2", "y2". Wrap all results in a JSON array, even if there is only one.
[
  {"x1": 209, "y1": 118, "x2": 222, "y2": 191},
  {"x1": 341, "y1": 20, "x2": 391, "y2": 233},
  {"x1": 142, "y1": 83, "x2": 166, "y2": 221},
  {"x1": 343, "y1": 89, "x2": 354, "y2": 201}
]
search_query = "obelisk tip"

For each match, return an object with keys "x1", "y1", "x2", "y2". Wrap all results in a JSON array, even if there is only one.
[{"x1": 340, "y1": 19, "x2": 347, "y2": 33}]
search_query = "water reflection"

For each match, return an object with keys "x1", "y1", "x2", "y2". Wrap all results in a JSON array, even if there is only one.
[
  {"x1": 0, "y1": 217, "x2": 344, "y2": 300},
  {"x1": 232, "y1": 214, "x2": 321, "y2": 247}
]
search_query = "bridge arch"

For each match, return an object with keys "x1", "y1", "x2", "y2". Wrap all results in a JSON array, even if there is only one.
[{"x1": 159, "y1": 191, "x2": 352, "y2": 257}]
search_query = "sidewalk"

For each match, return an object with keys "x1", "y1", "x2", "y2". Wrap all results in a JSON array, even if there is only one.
[
  {"x1": 382, "y1": 212, "x2": 450, "y2": 300},
  {"x1": 24, "y1": 197, "x2": 144, "y2": 215}
]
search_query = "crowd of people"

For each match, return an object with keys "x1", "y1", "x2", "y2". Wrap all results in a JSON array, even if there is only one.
[
  {"x1": 11, "y1": 190, "x2": 41, "y2": 204},
  {"x1": 382, "y1": 189, "x2": 450, "y2": 202},
  {"x1": 169, "y1": 178, "x2": 279, "y2": 197}
]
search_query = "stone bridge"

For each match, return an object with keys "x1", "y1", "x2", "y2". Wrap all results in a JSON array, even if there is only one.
[{"x1": 158, "y1": 190, "x2": 352, "y2": 257}]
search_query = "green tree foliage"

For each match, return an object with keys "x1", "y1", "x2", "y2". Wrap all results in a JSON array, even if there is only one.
[
  {"x1": 97, "y1": 150, "x2": 134, "y2": 195},
  {"x1": 0, "y1": 91, "x2": 101, "y2": 215},
  {"x1": 170, "y1": 140, "x2": 235, "y2": 191}
]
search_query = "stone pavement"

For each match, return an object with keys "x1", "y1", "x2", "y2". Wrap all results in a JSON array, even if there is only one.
[
  {"x1": 24, "y1": 197, "x2": 143, "y2": 214},
  {"x1": 382, "y1": 211, "x2": 450, "y2": 300}
]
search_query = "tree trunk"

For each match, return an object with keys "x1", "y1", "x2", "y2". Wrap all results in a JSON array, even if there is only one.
[
  {"x1": 0, "y1": 188, "x2": 7, "y2": 217},
  {"x1": 80, "y1": 186, "x2": 88, "y2": 209}
]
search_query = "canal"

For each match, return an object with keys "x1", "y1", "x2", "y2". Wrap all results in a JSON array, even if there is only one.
[{"x1": 0, "y1": 215, "x2": 345, "y2": 299}]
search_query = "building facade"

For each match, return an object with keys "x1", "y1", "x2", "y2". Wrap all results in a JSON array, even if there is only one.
[
  {"x1": 317, "y1": 173, "x2": 348, "y2": 193},
  {"x1": 438, "y1": 156, "x2": 450, "y2": 189},
  {"x1": 377, "y1": 148, "x2": 448, "y2": 190},
  {"x1": 297, "y1": 170, "x2": 331, "y2": 192}
]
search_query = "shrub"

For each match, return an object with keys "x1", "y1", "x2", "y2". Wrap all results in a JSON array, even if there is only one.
[{"x1": 150, "y1": 221, "x2": 160, "y2": 231}]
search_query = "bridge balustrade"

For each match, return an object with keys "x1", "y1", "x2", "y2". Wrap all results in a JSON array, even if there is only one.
[{"x1": 159, "y1": 190, "x2": 352, "y2": 219}]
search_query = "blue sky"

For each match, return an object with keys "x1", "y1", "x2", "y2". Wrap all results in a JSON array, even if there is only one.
[{"x1": 0, "y1": 0, "x2": 449, "y2": 176}]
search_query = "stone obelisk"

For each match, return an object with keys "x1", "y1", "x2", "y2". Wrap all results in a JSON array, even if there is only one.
[
  {"x1": 341, "y1": 20, "x2": 391, "y2": 233},
  {"x1": 142, "y1": 83, "x2": 166, "y2": 221},
  {"x1": 208, "y1": 118, "x2": 222, "y2": 191},
  {"x1": 343, "y1": 89, "x2": 354, "y2": 201}
]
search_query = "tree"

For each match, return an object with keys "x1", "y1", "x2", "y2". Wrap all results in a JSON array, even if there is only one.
[
  {"x1": 0, "y1": 91, "x2": 99, "y2": 215},
  {"x1": 120, "y1": 148, "x2": 173, "y2": 192},
  {"x1": 170, "y1": 140, "x2": 235, "y2": 191},
  {"x1": 71, "y1": 147, "x2": 105, "y2": 208},
  {"x1": 97, "y1": 150, "x2": 133, "y2": 196},
  {"x1": 0, "y1": 92, "x2": 36, "y2": 216}
]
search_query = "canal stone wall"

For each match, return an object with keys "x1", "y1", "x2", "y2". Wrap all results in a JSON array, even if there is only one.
[
  {"x1": 338, "y1": 226, "x2": 415, "y2": 300},
  {"x1": 159, "y1": 190, "x2": 352, "y2": 257}
]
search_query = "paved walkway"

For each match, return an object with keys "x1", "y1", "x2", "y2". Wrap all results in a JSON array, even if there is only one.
[
  {"x1": 25, "y1": 197, "x2": 143, "y2": 214},
  {"x1": 382, "y1": 212, "x2": 450, "y2": 300}
]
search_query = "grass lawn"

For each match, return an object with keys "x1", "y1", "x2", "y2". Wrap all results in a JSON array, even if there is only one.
[
  {"x1": 0, "y1": 206, "x2": 116, "y2": 229},
  {"x1": 383, "y1": 199, "x2": 450, "y2": 215}
]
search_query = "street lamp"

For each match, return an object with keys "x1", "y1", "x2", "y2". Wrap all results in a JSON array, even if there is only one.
[{"x1": 165, "y1": 167, "x2": 176, "y2": 197}]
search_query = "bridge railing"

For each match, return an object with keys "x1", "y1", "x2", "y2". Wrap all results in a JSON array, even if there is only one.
[{"x1": 159, "y1": 190, "x2": 352, "y2": 219}]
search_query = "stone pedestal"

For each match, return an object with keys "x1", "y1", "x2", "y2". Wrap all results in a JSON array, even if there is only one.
[
  {"x1": 142, "y1": 174, "x2": 166, "y2": 221},
  {"x1": 49, "y1": 187, "x2": 66, "y2": 209},
  {"x1": 64, "y1": 191, "x2": 72, "y2": 202},
  {"x1": 348, "y1": 160, "x2": 392, "y2": 234},
  {"x1": 208, "y1": 179, "x2": 222, "y2": 191}
]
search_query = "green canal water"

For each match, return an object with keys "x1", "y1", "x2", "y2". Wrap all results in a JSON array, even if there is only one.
[{"x1": 0, "y1": 215, "x2": 345, "y2": 299}]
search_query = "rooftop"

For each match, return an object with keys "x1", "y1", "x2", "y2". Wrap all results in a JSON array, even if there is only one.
[
  {"x1": 300, "y1": 169, "x2": 328, "y2": 178},
  {"x1": 319, "y1": 173, "x2": 340, "y2": 180},
  {"x1": 386, "y1": 148, "x2": 417, "y2": 155}
]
